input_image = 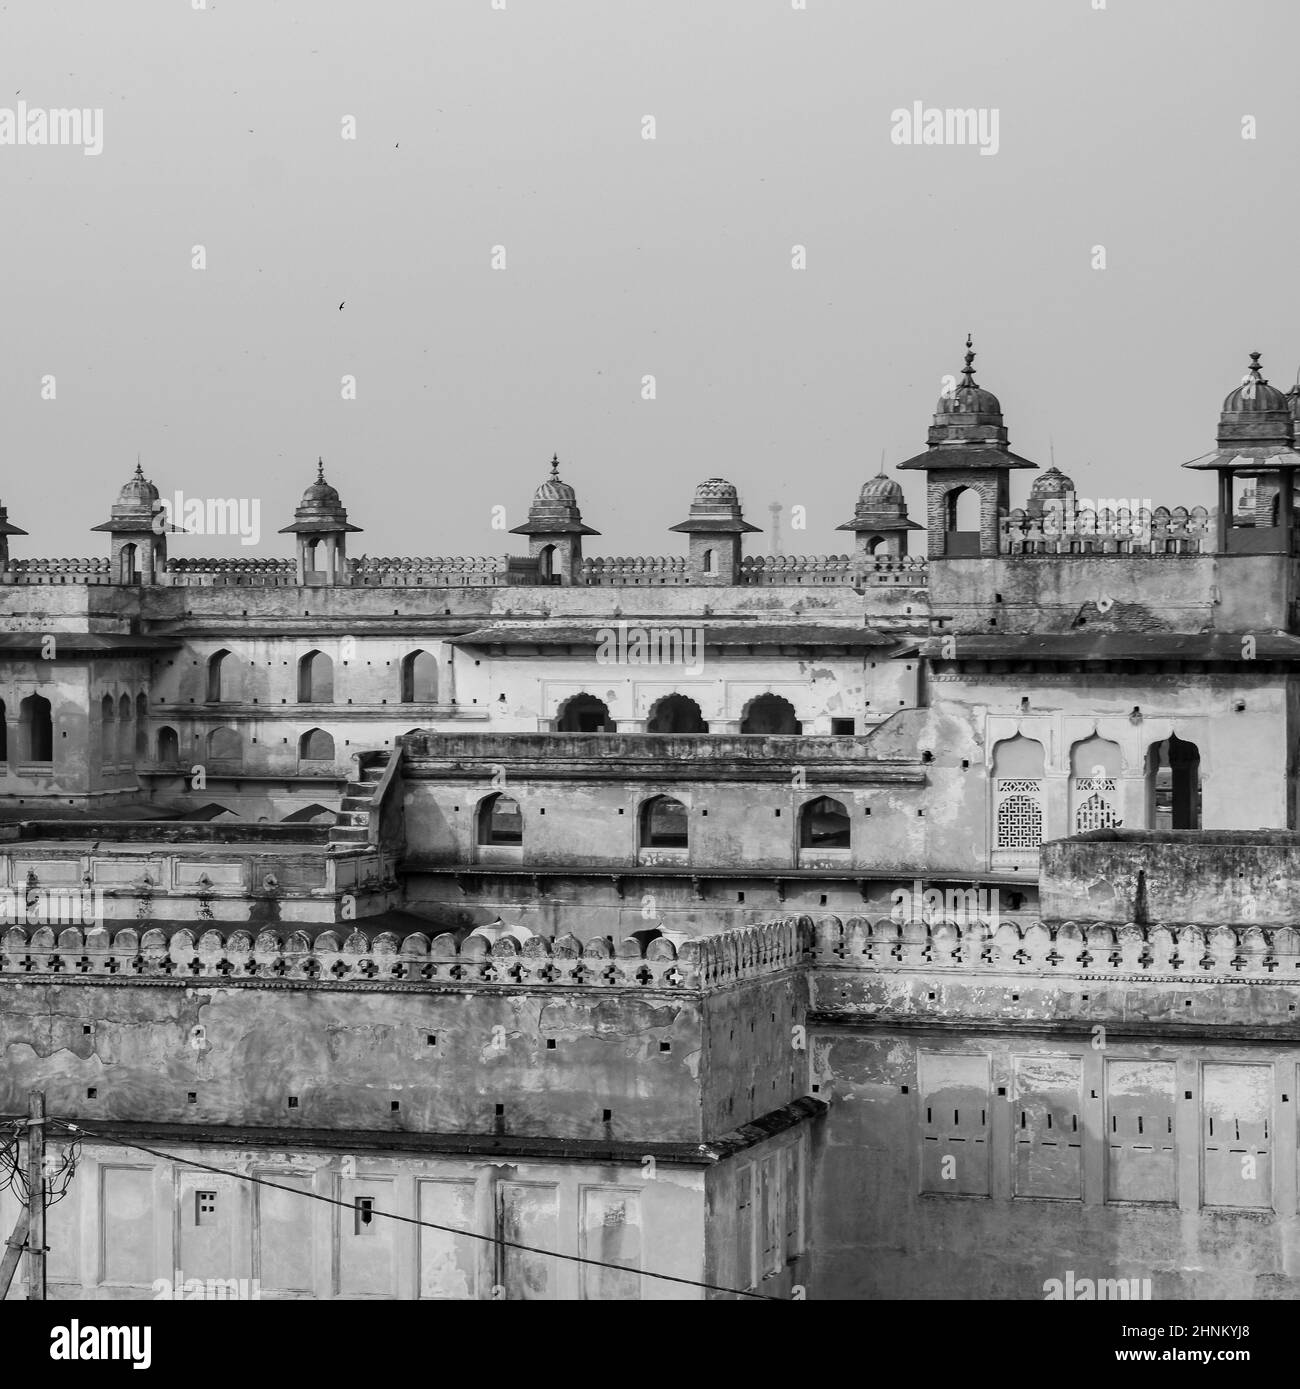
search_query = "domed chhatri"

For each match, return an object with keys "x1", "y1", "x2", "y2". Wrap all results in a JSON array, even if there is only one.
[
  {"x1": 1221, "y1": 352, "x2": 1290, "y2": 415},
  {"x1": 509, "y1": 454, "x2": 600, "y2": 586},
  {"x1": 532, "y1": 454, "x2": 578, "y2": 505},
  {"x1": 278, "y1": 458, "x2": 362, "y2": 587},
  {"x1": 671, "y1": 476, "x2": 761, "y2": 585},
  {"x1": 1184, "y1": 352, "x2": 1300, "y2": 552},
  {"x1": 693, "y1": 478, "x2": 740, "y2": 504},
  {"x1": 90, "y1": 461, "x2": 169, "y2": 584},
  {"x1": 1030, "y1": 466, "x2": 1076, "y2": 499},
  {"x1": 895, "y1": 335, "x2": 1038, "y2": 560},
  {"x1": 935, "y1": 336, "x2": 1003, "y2": 420},
  {"x1": 836, "y1": 472, "x2": 921, "y2": 558},
  {"x1": 116, "y1": 460, "x2": 161, "y2": 508}
]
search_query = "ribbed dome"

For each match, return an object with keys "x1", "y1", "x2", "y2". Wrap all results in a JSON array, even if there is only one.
[
  {"x1": 1223, "y1": 354, "x2": 1289, "y2": 413},
  {"x1": 859, "y1": 472, "x2": 903, "y2": 503},
  {"x1": 694, "y1": 478, "x2": 738, "y2": 502},
  {"x1": 1030, "y1": 466, "x2": 1075, "y2": 498},
  {"x1": 937, "y1": 383, "x2": 1003, "y2": 416},
  {"x1": 117, "y1": 463, "x2": 159, "y2": 506},
  {"x1": 301, "y1": 478, "x2": 341, "y2": 506}
]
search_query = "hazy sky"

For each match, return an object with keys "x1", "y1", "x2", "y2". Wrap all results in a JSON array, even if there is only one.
[{"x1": 3, "y1": 0, "x2": 1298, "y2": 559}]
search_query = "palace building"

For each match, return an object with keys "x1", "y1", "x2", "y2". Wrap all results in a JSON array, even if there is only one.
[{"x1": 2, "y1": 343, "x2": 1298, "y2": 1299}]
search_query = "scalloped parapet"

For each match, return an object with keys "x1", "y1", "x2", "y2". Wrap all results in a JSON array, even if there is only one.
[
  {"x1": 0, "y1": 917, "x2": 813, "y2": 989},
  {"x1": 3, "y1": 557, "x2": 113, "y2": 585},
  {"x1": 576, "y1": 554, "x2": 928, "y2": 587},
  {"x1": 1002, "y1": 506, "x2": 1212, "y2": 555},
  {"x1": 812, "y1": 913, "x2": 1293, "y2": 979}
]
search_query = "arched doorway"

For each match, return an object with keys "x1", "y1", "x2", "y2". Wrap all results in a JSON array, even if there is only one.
[
  {"x1": 556, "y1": 693, "x2": 614, "y2": 732},
  {"x1": 740, "y1": 693, "x2": 801, "y2": 735},
  {"x1": 1147, "y1": 735, "x2": 1201, "y2": 830},
  {"x1": 646, "y1": 694, "x2": 707, "y2": 734}
]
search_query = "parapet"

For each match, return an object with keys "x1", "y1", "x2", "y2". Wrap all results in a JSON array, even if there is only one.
[{"x1": 0, "y1": 917, "x2": 813, "y2": 990}]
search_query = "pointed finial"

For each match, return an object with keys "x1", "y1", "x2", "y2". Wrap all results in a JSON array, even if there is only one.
[
  {"x1": 961, "y1": 333, "x2": 977, "y2": 387},
  {"x1": 316, "y1": 456, "x2": 325, "y2": 483},
  {"x1": 133, "y1": 455, "x2": 145, "y2": 482},
  {"x1": 550, "y1": 452, "x2": 560, "y2": 478}
]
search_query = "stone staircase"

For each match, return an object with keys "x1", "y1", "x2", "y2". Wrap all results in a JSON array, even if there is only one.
[{"x1": 328, "y1": 751, "x2": 390, "y2": 848}]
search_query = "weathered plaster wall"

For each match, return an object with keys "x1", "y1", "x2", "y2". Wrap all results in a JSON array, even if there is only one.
[{"x1": 0, "y1": 979, "x2": 706, "y2": 1142}]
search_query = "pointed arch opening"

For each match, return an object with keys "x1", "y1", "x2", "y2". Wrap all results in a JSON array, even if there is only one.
[
  {"x1": 799, "y1": 795, "x2": 851, "y2": 850},
  {"x1": 1148, "y1": 734, "x2": 1201, "y2": 830},
  {"x1": 556, "y1": 692, "x2": 614, "y2": 733},
  {"x1": 207, "y1": 649, "x2": 232, "y2": 703},
  {"x1": 992, "y1": 734, "x2": 1045, "y2": 855},
  {"x1": 401, "y1": 650, "x2": 438, "y2": 703},
  {"x1": 477, "y1": 792, "x2": 522, "y2": 847},
  {"x1": 20, "y1": 694, "x2": 53, "y2": 764},
  {"x1": 117, "y1": 693, "x2": 132, "y2": 767},
  {"x1": 298, "y1": 650, "x2": 334, "y2": 703},
  {"x1": 639, "y1": 795, "x2": 688, "y2": 850},
  {"x1": 646, "y1": 693, "x2": 708, "y2": 734},
  {"x1": 156, "y1": 726, "x2": 179, "y2": 762},
  {"x1": 206, "y1": 726, "x2": 241, "y2": 765},
  {"x1": 298, "y1": 728, "x2": 335, "y2": 761},
  {"x1": 740, "y1": 693, "x2": 801, "y2": 735}
]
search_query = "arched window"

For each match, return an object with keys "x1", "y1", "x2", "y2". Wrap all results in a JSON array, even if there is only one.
[
  {"x1": 647, "y1": 694, "x2": 708, "y2": 734},
  {"x1": 740, "y1": 693, "x2": 801, "y2": 735},
  {"x1": 157, "y1": 726, "x2": 179, "y2": 762},
  {"x1": 640, "y1": 795, "x2": 688, "y2": 849},
  {"x1": 992, "y1": 735, "x2": 1045, "y2": 852},
  {"x1": 118, "y1": 542, "x2": 139, "y2": 585},
  {"x1": 702, "y1": 548, "x2": 716, "y2": 575},
  {"x1": 557, "y1": 693, "x2": 614, "y2": 732},
  {"x1": 477, "y1": 793, "x2": 522, "y2": 846},
  {"x1": 299, "y1": 728, "x2": 335, "y2": 760},
  {"x1": 20, "y1": 695, "x2": 53, "y2": 763},
  {"x1": 207, "y1": 650, "x2": 231, "y2": 703},
  {"x1": 1147, "y1": 735, "x2": 1201, "y2": 830},
  {"x1": 799, "y1": 796, "x2": 850, "y2": 849},
  {"x1": 135, "y1": 693, "x2": 149, "y2": 759},
  {"x1": 117, "y1": 693, "x2": 132, "y2": 767},
  {"x1": 206, "y1": 727, "x2": 241, "y2": 763},
  {"x1": 865, "y1": 535, "x2": 885, "y2": 555},
  {"x1": 401, "y1": 650, "x2": 438, "y2": 703},
  {"x1": 537, "y1": 544, "x2": 555, "y2": 582},
  {"x1": 943, "y1": 487, "x2": 982, "y2": 556},
  {"x1": 298, "y1": 650, "x2": 334, "y2": 703},
  {"x1": 100, "y1": 694, "x2": 115, "y2": 766},
  {"x1": 1071, "y1": 735, "x2": 1121, "y2": 832}
]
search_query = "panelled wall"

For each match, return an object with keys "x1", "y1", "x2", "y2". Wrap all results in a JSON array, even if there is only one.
[{"x1": 812, "y1": 1030, "x2": 1299, "y2": 1300}]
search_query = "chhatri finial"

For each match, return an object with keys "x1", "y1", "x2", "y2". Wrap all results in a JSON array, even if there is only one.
[
  {"x1": 550, "y1": 452, "x2": 561, "y2": 478},
  {"x1": 133, "y1": 455, "x2": 145, "y2": 482},
  {"x1": 961, "y1": 333, "x2": 977, "y2": 387},
  {"x1": 1248, "y1": 351, "x2": 1265, "y2": 382},
  {"x1": 316, "y1": 456, "x2": 325, "y2": 483}
]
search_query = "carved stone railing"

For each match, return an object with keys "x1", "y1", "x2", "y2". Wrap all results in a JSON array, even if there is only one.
[
  {"x1": 0, "y1": 917, "x2": 812, "y2": 990},
  {"x1": 400, "y1": 731, "x2": 900, "y2": 763},
  {"x1": 812, "y1": 913, "x2": 1296, "y2": 979},
  {"x1": 348, "y1": 555, "x2": 520, "y2": 587},
  {"x1": 3, "y1": 558, "x2": 113, "y2": 584},
  {"x1": 1003, "y1": 506, "x2": 1213, "y2": 555},
  {"x1": 580, "y1": 556, "x2": 689, "y2": 585},
  {"x1": 741, "y1": 554, "x2": 927, "y2": 586},
  {"x1": 163, "y1": 557, "x2": 296, "y2": 586}
]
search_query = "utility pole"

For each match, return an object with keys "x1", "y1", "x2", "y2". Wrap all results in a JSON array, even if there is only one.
[{"x1": 26, "y1": 1088, "x2": 45, "y2": 1300}]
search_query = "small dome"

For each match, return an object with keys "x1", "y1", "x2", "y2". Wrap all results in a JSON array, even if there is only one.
[
  {"x1": 535, "y1": 456, "x2": 576, "y2": 503},
  {"x1": 1223, "y1": 353, "x2": 1289, "y2": 413},
  {"x1": 117, "y1": 462, "x2": 159, "y2": 506},
  {"x1": 1030, "y1": 466, "x2": 1075, "y2": 498},
  {"x1": 937, "y1": 384, "x2": 1002, "y2": 416},
  {"x1": 694, "y1": 478, "x2": 738, "y2": 503},
  {"x1": 859, "y1": 472, "x2": 903, "y2": 503}
]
